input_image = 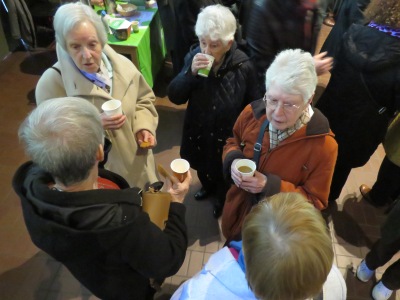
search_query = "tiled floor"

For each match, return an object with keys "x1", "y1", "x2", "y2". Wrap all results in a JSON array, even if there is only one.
[{"x1": 0, "y1": 25, "x2": 399, "y2": 300}]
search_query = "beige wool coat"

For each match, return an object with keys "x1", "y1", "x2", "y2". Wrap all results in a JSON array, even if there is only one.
[{"x1": 35, "y1": 44, "x2": 158, "y2": 189}]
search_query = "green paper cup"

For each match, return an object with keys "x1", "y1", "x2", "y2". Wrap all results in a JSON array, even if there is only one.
[{"x1": 197, "y1": 54, "x2": 215, "y2": 77}]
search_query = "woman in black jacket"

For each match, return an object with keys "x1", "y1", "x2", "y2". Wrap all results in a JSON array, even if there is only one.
[
  {"x1": 316, "y1": 0, "x2": 400, "y2": 202},
  {"x1": 168, "y1": 4, "x2": 261, "y2": 218}
]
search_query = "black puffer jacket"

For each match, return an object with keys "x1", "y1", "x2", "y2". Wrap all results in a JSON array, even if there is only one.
[
  {"x1": 168, "y1": 42, "x2": 261, "y2": 180},
  {"x1": 316, "y1": 24, "x2": 400, "y2": 167},
  {"x1": 13, "y1": 162, "x2": 188, "y2": 300}
]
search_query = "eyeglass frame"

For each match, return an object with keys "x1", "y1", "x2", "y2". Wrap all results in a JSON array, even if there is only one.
[{"x1": 263, "y1": 93, "x2": 304, "y2": 113}]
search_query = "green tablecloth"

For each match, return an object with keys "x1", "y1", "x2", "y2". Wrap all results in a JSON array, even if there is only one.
[{"x1": 106, "y1": 6, "x2": 166, "y2": 87}]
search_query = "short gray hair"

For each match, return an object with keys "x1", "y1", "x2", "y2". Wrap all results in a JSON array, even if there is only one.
[
  {"x1": 195, "y1": 4, "x2": 236, "y2": 45},
  {"x1": 18, "y1": 97, "x2": 104, "y2": 186},
  {"x1": 265, "y1": 49, "x2": 317, "y2": 103},
  {"x1": 53, "y1": 2, "x2": 107, "y2": 51}
]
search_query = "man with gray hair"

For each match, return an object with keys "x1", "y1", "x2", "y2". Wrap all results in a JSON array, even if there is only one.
[{"x1": 13, "y1": 97, "x2": 191, "y2": 299}]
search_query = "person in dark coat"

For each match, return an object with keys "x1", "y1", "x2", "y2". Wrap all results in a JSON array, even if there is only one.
[
  {"x1": 12, "y1": 97, "x2": 191, "y2": 300},
  {"x1": 244, "y1": 0, "x2": 332, "y2": 94},
  {"x1": 315, "y1": 0, "x2": 400, "y2": 202},
  {"x1": 168, "y1": 4, "x2": 261, "y2": 218},
  {"x1": 320, "y1": 0, "x2": 371, "y2": 60}
]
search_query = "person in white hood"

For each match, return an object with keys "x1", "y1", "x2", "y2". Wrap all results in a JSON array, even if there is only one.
[{"x1": 172, "y1": 192, "x2": 346, "y2": 300}]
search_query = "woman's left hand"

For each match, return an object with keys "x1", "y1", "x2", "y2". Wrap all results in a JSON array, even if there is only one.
[
  {"x1": 238, "y1": 171, "x2": 267, "y2": 194},
  {"x1": 136, "y1": 129, "x2": 157, "y2": 149}
]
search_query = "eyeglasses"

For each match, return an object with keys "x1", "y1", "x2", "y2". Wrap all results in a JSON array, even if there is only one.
[{"x1": 263, "y1": 94, "x2": 302, "y2": 113}]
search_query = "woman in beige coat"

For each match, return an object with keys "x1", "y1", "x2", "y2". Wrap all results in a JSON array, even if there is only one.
[{"x1": 35, "y1": 2, "x2": 158, "y2": 189}]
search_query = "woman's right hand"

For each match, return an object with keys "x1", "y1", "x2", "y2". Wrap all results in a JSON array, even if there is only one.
[
  {"x1": 191, "y1": 54, "x2": 211, "y2": 75},
  {"x1": 101, "y1": 113, "x2": 126, "y2": 130},
  {"x1": 167, "y1": 171, "x2": 192, "y2": 203}
]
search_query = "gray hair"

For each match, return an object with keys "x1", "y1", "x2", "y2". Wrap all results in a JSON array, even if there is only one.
[
  {"x1": 265, "y1": 49, "x2": 317, "y2": 103},
  {"x1": 53, "y1": 2, "x2": 107, "y2": 51},
  {"x1": 18, "y1": 97, "x2": 104, "y2": 186},
  {"x1": 195, "y1": 4, "x2": 236, "y2": 45},
  {"x1": 243, "y1": 193, "x2": 333, "y2": 300}
]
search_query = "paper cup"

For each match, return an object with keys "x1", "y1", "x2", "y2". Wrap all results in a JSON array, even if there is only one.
[
  {"x1": 170, "y1": 159, "x2": 190, "y2": 182},
  {"x1": 235, "y1": 159, "x2": 256, "y2": 177},
  {"x1": 131, "y1": 20, "x2": 139, "y2": 33},
  {"x1": 197, "y1": 54, "x2": 215, "y2": 77},
  {"x1": 101, "y1": 99, "x2": 122, "y2": 116},
  {"x1": 145, "y1": 0, "x2": 156, "y2": 8}
]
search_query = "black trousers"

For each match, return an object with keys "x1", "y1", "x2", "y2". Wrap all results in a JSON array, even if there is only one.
[
  {"x1": 369, "y1": 156, "x2": 400, "y2": 205},
  {"x1": 328, "y1": 158, "x2": 352, "y2": 202},
  {"x1": 197, "y1": 170, "x2": 229, "y2": 205},
  {"x1": 365, "y1": 158, "x2": 400, "y2": 290},
  {"x1": 365, "y1": 237, "x2": 400, "y2": 290}
]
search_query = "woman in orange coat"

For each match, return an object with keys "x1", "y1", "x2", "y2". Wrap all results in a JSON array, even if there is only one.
[{"x1": 221, "y1": 49, "x2": 338, "y2": 241}]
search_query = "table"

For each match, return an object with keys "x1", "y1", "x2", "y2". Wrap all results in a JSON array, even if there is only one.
[{"x1": 106, "y1": 5, "x2": 166, "y2": 87}]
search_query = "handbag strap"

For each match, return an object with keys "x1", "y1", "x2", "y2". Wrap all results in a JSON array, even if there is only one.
[
  {"x1": 253, "y1": 118, "x2": 270, "y2": 167},
  {"x1": 359, "y1": 72, "x2": 387, "y2": 115}
]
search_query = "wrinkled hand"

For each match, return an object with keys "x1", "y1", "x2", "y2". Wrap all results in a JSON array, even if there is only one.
[
  {"x1": 136, "y1": 129, "x2": 157, "y2": 149},
  {"x1": 313, "y1": 52, "x2": 333, "y2": 75},
  {"x1": 191, "y1": 53, "x2": 211, "y2": 75},
  {"x1": 231, "y1": 159, "x2": 267, "y2": 194},
  {"x1": 101, "y1": 113, "x2": 126, "y2": 130},
  {"x1": 166, "y1": 171, "x2": 192, "y2": 203}
]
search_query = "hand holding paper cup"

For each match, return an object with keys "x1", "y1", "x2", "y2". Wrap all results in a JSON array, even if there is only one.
[
  {"x1": 197, "y1": 54, "x2": 215, "y2": 77},
  {"x1": 235, "y1": 159, "x2": 256, "y2": 177},
  {"x1": 101, "y1": 99, "x2": 122, "y2": 116},
  {"x1": 170, "y1": 159, "x2": 190, "y2": 182}
]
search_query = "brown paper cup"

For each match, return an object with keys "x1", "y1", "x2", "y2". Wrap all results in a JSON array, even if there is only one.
[
  {"x1": 170, "y1": 159, "x2": 190, "y2": 182},
  {"x1": 142, "y1": 192, "x2": 171, "y2": 230}
]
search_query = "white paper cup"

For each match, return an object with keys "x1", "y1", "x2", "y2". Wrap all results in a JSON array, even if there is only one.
[
  {"x1": 170, "y1": 158, "x2": 190, "y2": 182},
  {"x1": 101, "y1": 99, "x2": 122, "y2": 116},
  {"x1": 131, "y1": 20, "x2": 139, "y2": 33},
  {"x1": 235, "y1": 159, "x2": 256, "y2": 177},
  {"x1": 197, "y1": 54, "x2": 215, "y2": 77}
]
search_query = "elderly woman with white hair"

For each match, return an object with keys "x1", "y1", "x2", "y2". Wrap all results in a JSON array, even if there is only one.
[
  {"x1": 221, "y1": 49, "x2": 338, "y2": 241},
  {"x1": 168, "y1": 4, "x2": 261, "y2": 218},
  {"x1": 35, "y1": 2, "x2": 158, "y2": 189}
]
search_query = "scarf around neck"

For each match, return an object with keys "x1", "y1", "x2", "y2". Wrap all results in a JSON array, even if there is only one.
[
  {"x1": 269, "y1": 105, "x2": 313, "y2": 150},
  {"x1": 79, "y1": 52, "x2": 113, "y2": 93}
]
